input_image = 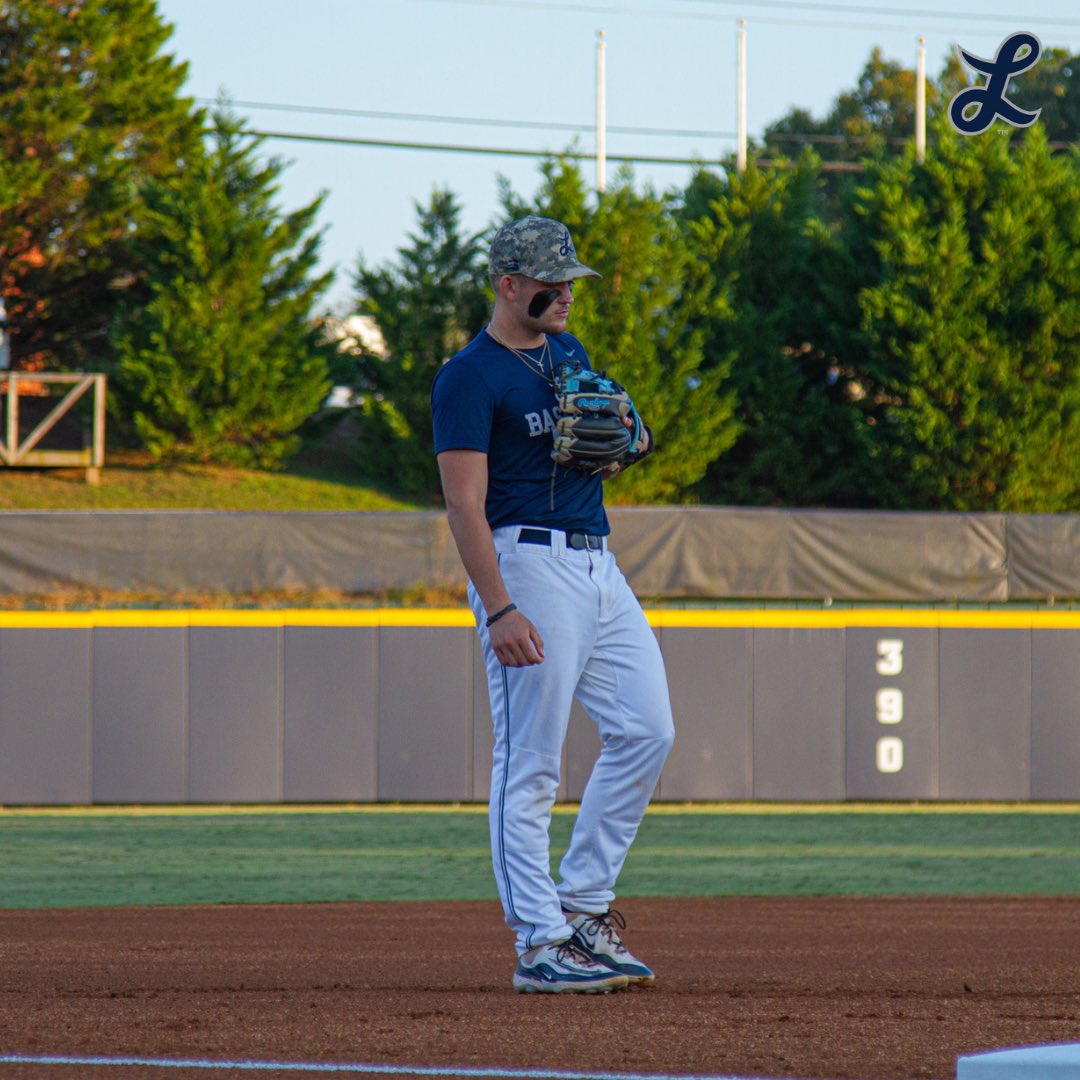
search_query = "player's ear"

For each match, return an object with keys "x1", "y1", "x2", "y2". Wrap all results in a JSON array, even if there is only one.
[{"x1": 498, "y1": 273, "x2": 526, "y2": 301}]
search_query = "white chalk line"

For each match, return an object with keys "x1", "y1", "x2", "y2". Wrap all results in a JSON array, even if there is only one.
[{"x1": 0, "y1": 1053, "x2": 779, "y2": 1080}]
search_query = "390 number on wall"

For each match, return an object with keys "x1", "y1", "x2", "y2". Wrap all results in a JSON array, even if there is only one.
[{"x1": 875, "y1": 639, "x2": 904, "y2": 774}]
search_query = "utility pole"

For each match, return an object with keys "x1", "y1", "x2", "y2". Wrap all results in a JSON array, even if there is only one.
[
  {"x1": 596, "y1": 28, "x2": 607, "y2": 193},
  {"x1": 915, "y1": 35, "x2": 926, "y2": 164},
  {"x1": 736, "y1": 19, "x2": 748, "y2": 172}
]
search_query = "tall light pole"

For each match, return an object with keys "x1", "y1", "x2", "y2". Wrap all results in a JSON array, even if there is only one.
[
  {"x1": 736, "y1": 19, "x2": 748, "y2": 172},
  {"x1": 596, "y1": 28, "x2": 607, "y2": 193},
  {"x1": 915, "y1": 35, "x2": 927, "y2": 164}
]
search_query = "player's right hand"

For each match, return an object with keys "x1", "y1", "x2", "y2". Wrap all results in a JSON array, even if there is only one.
[{"x1": 491, "y1": 611, "x2": 545, "y2": 667}]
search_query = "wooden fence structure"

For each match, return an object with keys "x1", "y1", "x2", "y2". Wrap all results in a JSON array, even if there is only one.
[{"x1": 0, "y1": 372, "x2": 107, "y2": 484}]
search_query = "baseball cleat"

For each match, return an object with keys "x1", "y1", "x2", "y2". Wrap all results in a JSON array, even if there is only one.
[
  {"x1": 565, "y1": 908, "x2": 656, "y2": 985},
  {"x1": 513, "y1": 938, "x2": 630, "y2": 994}
]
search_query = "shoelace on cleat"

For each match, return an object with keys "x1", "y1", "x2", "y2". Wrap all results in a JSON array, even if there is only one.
[
  {"x1": 554, "y1": 939, "x2": 606, "y2": 969},
  {"x1": 576, "y1": 909, "x2": 629, "y2": 955}
]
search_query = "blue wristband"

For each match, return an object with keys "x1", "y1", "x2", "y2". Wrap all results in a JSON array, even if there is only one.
[{"x1": 485, "y1": 602, "x2": 517, "y2": 628}]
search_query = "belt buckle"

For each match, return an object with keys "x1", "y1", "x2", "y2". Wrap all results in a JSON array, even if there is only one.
[{"x1": 568, "y1": 532, "x2": 600, "y2": 551}]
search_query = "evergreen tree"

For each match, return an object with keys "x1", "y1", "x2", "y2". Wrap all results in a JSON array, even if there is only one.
[
  {"x1": 110, "y1": 113, "x2": 334, "y2": 467},
  {"x1": 851, "y1": 122, "x2": 1080, "y2": 510},
  {"x1": 764, "y1": 48, "x2": 931, "y2": 165},
  {"x1": 679, "y1": 156, "x2": 887, "y2": 507},
  {"x1": 350, "y1": 189, "x2": 490, "y2": 497},
  {"x1": 1000, "y1": 47, "x2": 1079, "y2": 147},
  {"x1": 764, "y1": 43, "x2": 1077, "y2": 167},
  {"x1": 0, "y1": 0, "x2": 200, "y2": 370},
  {"x1": 500, "y1": 160, "x2": 739, "y2": 504}
]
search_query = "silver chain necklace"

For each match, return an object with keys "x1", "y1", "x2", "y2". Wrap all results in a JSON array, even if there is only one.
[
  {"x1": 486, "y1": 324, "x2": 564, "y2": 511},
  {"x1": 486, "y1": 325, "x2": 554, "y2": 388}
]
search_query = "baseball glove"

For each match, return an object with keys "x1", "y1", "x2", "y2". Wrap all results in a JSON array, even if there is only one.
[{"x1": 550, "y1": 361, "x2": 650, "y2": 473}]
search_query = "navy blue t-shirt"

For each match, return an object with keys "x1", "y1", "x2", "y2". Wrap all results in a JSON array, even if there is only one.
[{"x1": 431, "y1": 329, "x2": 609, "y2": 535}]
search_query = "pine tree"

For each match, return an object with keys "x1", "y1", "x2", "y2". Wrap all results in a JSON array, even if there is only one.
[
  {"x1": 764, "y1": 48, "x2": 931, "y2": 165},
  {"x1": 851, "y1": 122, "x2": 1080, "y2": 510},
  {"x1": 502, "y1": 160, "x2": 739, "y2": 504},
  {"x1": 350, "y1": 189, "x2": 490, "y2": 497},
  {"x1": 110, "y1": 113, "x2": 334, "y2": 467},
  {"x1": 763, "y1": 44, "x2": 1077, "y2": 164},
  {"x1": 680, "y1": 156, "x2": 887, "y2": 507},
  {"x1": 1001, "y1": 48, "x2": 1079, "y2": 147},
  {"x1": 0, "y1": 0, "x2": 200, "y2": 370}
]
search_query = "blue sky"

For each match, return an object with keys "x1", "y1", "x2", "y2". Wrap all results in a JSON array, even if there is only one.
[{"x1": 154, "y1": 0, "x2": 1078, "y2": 313}]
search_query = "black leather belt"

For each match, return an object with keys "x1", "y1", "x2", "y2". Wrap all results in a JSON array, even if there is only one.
[{"x1": 518, "y1": 527, "x2": 604, "y2": 551}]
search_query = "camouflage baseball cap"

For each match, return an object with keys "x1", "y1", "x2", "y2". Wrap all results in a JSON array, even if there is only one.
[{"x1": 489, "y1": 216, "x2": 601, "y2": 283}]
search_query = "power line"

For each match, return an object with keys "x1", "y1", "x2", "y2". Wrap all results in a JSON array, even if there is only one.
[
  {"x1": 249, "y1": 125, "x2": 1074, "y2": 175},
  {"x1": 252, "y1": 127, "x2": 882, "y2": 170},
  {"x1": 196, "y1": 18, "x2": 1076, "y2": 159},
  {"x1": 215, "y1": 5, "x2": 1076, "y2": 174},
  {"x1": 680, "y1": 0, "x2": 1080, "y2": 27},
  {"x1": 418, "y1": 0, "x2": 737, "y2": 20},
  {"x1": 251, "y1": 129, "x2": 727, "y2": 166},
  {"x1": 200, "y1": 98, "x2": 736, "y2": 140},
  {"x1": 416, "y1": 1, "x2": 1080, "y2": 43},
  {"x1": 421, "y1": 0, "x2": 1080, "y2": 29},
  {"x1": 426, "y1": 0, "x2": 917, "y2": 31}
]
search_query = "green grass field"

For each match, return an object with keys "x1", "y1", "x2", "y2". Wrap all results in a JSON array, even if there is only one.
[
  {"x1": 3, "y1": 804, "x2": 1080, "y2": 909},
  {"x1": 0, "y1": 452, "x2": 422, "y2": 512}
]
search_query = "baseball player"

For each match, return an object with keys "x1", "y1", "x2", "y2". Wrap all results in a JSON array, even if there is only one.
[{"x1": 431, "y1": 216, "x2": 675, "y2": 994}]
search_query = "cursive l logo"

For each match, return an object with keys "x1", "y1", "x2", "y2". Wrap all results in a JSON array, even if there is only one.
[{"x1": 948, "y1": 32, "x2": 1042, "y2": 135}]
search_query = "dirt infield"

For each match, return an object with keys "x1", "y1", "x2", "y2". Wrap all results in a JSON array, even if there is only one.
[{"x1": 2, "y1": 896, "x2": 1078, "y2": 1080}]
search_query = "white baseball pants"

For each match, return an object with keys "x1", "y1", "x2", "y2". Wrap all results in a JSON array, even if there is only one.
[{"x1": 470, "y1": 525, "x2": 675, "y2": 956}]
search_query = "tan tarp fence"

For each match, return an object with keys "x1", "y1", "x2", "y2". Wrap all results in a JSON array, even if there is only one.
[{"x1": 0, "y1": 507, "x2": 1075, "y2": 601}]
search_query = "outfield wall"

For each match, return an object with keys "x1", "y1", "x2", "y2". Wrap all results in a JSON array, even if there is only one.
[{"x1": 1, "y1": 609, "x2": 1078, "y2": 806}]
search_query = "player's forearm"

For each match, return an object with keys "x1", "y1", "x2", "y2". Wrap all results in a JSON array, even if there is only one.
[{"x1": 445, "y1": 504, "x2": 512, "y2": 617}]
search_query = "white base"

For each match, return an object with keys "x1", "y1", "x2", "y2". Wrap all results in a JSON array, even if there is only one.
[{"x1": 959, "y1": 1043, "x2": 1080, "y2": 1078}]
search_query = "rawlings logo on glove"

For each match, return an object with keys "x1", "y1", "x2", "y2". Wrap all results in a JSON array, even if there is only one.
[{"x1": 550, "y1": 361, "x2": 651, "y2": 474}]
